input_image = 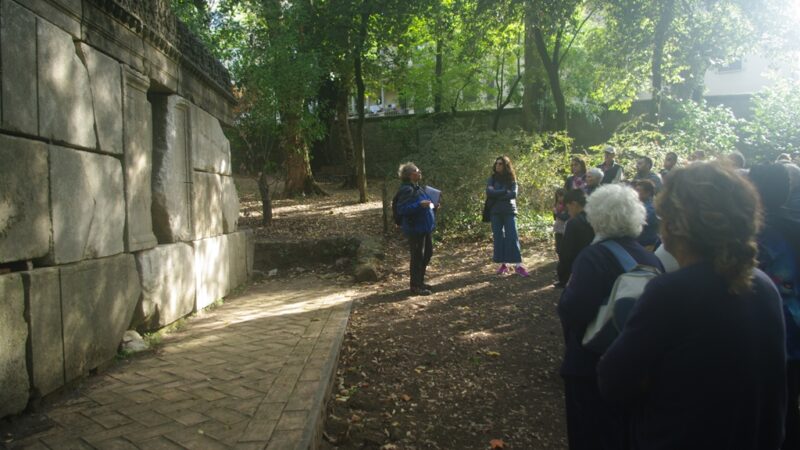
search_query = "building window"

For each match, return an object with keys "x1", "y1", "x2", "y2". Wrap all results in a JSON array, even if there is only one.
[{"x1": 717, "y1": 58, "x2": 743, "y2": 73}]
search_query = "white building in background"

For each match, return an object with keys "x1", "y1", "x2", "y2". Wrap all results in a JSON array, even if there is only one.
[{"x1": 704, "y1": 54, "x2": 777, "y2": 96}]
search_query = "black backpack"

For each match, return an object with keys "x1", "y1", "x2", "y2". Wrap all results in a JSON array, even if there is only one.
[{"x1": 391, "y1": 191, "x2": 402, "y2": 226}]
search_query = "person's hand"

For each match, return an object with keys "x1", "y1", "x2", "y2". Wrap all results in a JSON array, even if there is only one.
[{"x1": 420, "y1": 200, "x2": 431, "y2": 208}]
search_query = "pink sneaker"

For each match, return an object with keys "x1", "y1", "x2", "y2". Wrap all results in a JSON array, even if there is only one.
[
  {"x1": 496, "y1": 264, "x2": 508, "y2": 275},
  {"x1": 515, "y1": 266, "x2": 529, "y2": 277}
]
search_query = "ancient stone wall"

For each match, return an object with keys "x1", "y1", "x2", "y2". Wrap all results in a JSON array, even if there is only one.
[{"x1": 0, "y1": 0, "x2": 252, "y2": 419}]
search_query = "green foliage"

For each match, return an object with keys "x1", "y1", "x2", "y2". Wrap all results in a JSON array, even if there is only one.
[
  {"x1": 600, "y1": 99, "x2": 741, "y2": 174},
  {"x1": 743, "y1": 80, "x2": 800, "y2": 162},
  {"x1": 665, "y1": 98, "x2": 741, "y2": 157},
  {"x1": 399, "y1": 124, "x2": 572, "y2": 241}
]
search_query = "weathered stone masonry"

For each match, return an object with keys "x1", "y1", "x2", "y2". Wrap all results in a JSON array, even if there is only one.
[{"x1": 0, "y1": 0, "x2": 253, "y2": 419}]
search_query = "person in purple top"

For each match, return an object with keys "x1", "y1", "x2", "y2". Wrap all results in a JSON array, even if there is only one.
[
  {"x1": 597, "y1": 162, "x2": 787, "y2": 450},
  {"x1": 558, "y1": 184, "x2": 663, "y2": 450}
]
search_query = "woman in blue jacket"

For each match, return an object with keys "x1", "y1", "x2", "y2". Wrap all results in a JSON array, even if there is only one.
[
  {"x1": 486, "y1": 156, "x2": 528, "y2": 276},
  {"x1": 396, "y1": 162, "x2": 437, "y2": 296}
]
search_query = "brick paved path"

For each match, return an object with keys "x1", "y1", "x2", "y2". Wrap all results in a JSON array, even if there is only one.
[{"x1": 4, "y1": 276, "x2": 355, "y2": 450}]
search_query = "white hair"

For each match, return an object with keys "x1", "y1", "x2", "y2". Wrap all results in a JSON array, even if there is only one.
[
  {"x1": 585, "y1": 184, "x2": 646, "y2": 240},
  {"x1": 587, "y1": 167, "x2": 604, "y2": 179}
]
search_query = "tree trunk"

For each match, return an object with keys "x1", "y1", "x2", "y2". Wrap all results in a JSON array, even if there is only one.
[
  {"x1": 353, "y1": 2, "x2": 369, "y2": 203},
  {"x1": 336, "y1": 81, "x2": 357, "y2": 188},
  {"x1": 257, "y1": 171, "x2": 272, "y2": 226},
  {"x1": 434, "y1": 38, "x2": 443, "y2": 113},
  {"x1": 521, "y1": 4, "x2": 537, "y2": 133},
  {"x1": 533, "y1": 27, "x2": 567, "y2": 131},
  {"x1": 283, "y1": 114, "x2": 326, "y2": 196},
  {"x1": 651, "y1": 0, "x2": 675, "y2": 123}
]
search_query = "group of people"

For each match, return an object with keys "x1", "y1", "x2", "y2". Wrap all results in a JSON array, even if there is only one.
[
  {"x1": 556, "y1": 148, "x2": 800, "y2": 450},
  {"x1": 393, "y1": 149, "x2": 800, "y2": 449}
]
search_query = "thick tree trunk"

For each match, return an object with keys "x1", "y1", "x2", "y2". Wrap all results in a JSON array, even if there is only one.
[
  {"x1": 353, "y1": 2, "x2": 369, "y2": 203},
  {"x1": 257, "y1": 171, "x2": 272, "y2": 226},
  {"x1": 533, "y1": 27, "x2": 567, "y2": 131},
  {"x1": 434, "y1": 38, "x2": 443, "y2": 113},
  {"x1": 283, "y1": 114, "x2": 326, "y2": 196},
  {"x1": 651, "y1": 0, "x2": 675, "y2": 123}
]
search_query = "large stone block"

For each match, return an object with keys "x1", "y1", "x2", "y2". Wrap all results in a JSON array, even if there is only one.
[
  {"x1": 0, "y1": 135, "x2": 50, "y2": 263},
  {"x1": 177, "y1": 65, "x2": 236, "y2": 126},
  {"x1": 61, "y1": 254, "x2": 141, "y2": 383},
  {"x1": 190, "y1": 104, "x2": 231, "y2": 175},
  {"x1": 80, "y1": 44, "x2": 123, "y2": 155},
  {"x1": 38, "y1": 17, "x2": 97, "y2": 149},
  {"x1": 23, "y1": 267, "x2": 64, "y2": 397},
  {"x1": 1, "y1": 0, "x2": 37, "y2": 136},
  {"x1": 142, "y1": 39, "x2": 179, "y2": 93},
  {"x1": 81, "y1": 1, "x2": 144, "y2": 73},
  {"x1": 122, "y1": 67, "x2": 157, "y2": 252},
  {"x1": 193, "y1": 234, "x2": 230, "y2": 311},
  {"x1": 133, "y1": 243, "x2": 195, "y2": 331},
  {"x1": 0, "y1": 273, "x2": 30, "y2": 418},
  {"x1": 48, "y1": 146, "x2": 125, "y2": 264},
  {"x1": 192, "y1": 171, "x2": 223, "y2": 240},
  {"x1": 152, "y1": 95, "x2": 193, "y2": 243},
  {"x1": 228, "y1": 231, "x2": 248, "y2": 289},
  {"x1": 221, "y1": 175, "x2": 240, "y2": 233},
  {"x1": 21, "y1": 0, "x2": 81, "y2": 38}
]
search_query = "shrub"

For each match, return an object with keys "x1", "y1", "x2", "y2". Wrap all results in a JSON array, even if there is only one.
[
  {"x1": 396, "y1": 124, "x2": 573, "y2": 241},
  {"x1": 743, "y1": 80, "x2": 800, "y2": 162}
]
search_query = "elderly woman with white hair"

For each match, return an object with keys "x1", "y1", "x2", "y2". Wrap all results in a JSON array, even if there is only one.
[
  {"x1": 585, "y1": 167, "x2": 604, "y2": 196},
  {"x1": 557, "y1": 184, "x2": 663, "y2": 450}
]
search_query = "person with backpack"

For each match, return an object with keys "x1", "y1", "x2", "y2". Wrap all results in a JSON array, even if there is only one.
[
  {"x1": 750, "y1": 163, "x2": 800, "y2": 450},
  {"x1": 395, "y1": 162, "x2": 438, "y2": 296},
  {"x1": 597, "y1": 163, "x2": 786, "y2": 450},
  {"x1": 487, "y1": 156, "x2": 528, "y2": 276},
  {"x1": 557, "y1": 183, "x2": 662, "y2": 450}
]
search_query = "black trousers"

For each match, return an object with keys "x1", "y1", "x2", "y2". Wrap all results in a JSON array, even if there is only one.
[
  {"x1": 408, "y1": 233, "x2": 433, "y2": 289},
  {"x1": 784, "y1": 361, "x2": 800, "y2": 449},
  {"x1": 563, "y1": 375, "x2": 629, "y2": 450}
]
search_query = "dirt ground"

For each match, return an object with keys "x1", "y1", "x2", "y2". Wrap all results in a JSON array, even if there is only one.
[{"x1": 239, "y1": 178, "x2": 568, "y2": 450}]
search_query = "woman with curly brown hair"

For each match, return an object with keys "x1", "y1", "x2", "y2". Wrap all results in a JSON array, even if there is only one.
[
  {"x1": 487, "y1": 156, "x2": 528, "y2": 276},
  {"x1": 597, "y1": 162, "x2": 787, "y2": 450}
]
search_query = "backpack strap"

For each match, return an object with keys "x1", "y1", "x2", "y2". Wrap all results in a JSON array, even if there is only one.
[{"x1": 600, "y1": 240, "x2": 637, "y2": 273}]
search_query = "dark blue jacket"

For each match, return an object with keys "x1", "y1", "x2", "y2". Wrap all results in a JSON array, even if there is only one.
[
  {"x1": 557, "y1": 237, "x2": 663, "y2": 377},
  {"x1": 486, "y1": 176, "x2": 517, "y2": 215},
  {"x1": 758, "y1": 213, "x2": 800, "y2": 361},
  {"x1": 597, "y1": 263, "x2": 786, "y2": 450},
  {"x1": 637, "y1": 200, "x2": 660, "y2": 247},
  {"x1": 396, "y1": 182, "x2": 435, "y2": 236}
]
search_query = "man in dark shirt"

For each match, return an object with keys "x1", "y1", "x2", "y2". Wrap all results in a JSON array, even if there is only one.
[
  {"x1": 598, "y1": 145, "x2": 623, "y2": 184},
  {"x1": 555, "y1": 189, "x2": 595, "y2": 287},
  {"x1": 633, "y1": 156, "x2": 663, "y2": 193}
]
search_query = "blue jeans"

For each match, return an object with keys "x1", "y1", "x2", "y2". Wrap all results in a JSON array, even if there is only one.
[{"x1": 490, "y1": 214, "x2": 522, "y2": 263}]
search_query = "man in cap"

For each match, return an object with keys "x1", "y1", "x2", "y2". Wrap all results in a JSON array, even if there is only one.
[{"x1": 598, "y1": 145, "x2": 624, "y2": 184}]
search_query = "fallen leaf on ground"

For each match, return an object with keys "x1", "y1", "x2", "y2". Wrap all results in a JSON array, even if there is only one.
[{"x1": 490, "y1": 438, "x2": 505, "y2": 448}]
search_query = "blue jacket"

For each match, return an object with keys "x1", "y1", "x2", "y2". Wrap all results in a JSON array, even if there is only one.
[
  {"x1": 637, "y1": 199, "x2": 660, "y2": 247},
  {"x1": 597, "y1": 264, "x2": 786, "y2": 450},
  {"x1": 557, "y1": 237, "x2": 663, "y2": 377},
  {"x1": 485, "y1": 176, "x2": 517, "y2": 215},
  {"x1": 396, "y1": 182, "x2": 436, "y2": 236},
  {"x1": 758, "y1": 214, "x2": 800, "y2": 361}
]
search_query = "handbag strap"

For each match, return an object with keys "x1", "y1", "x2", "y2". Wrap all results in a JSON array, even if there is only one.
[{"x1": 600, "y1": 240, "x2": 637, "y2": 273}]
